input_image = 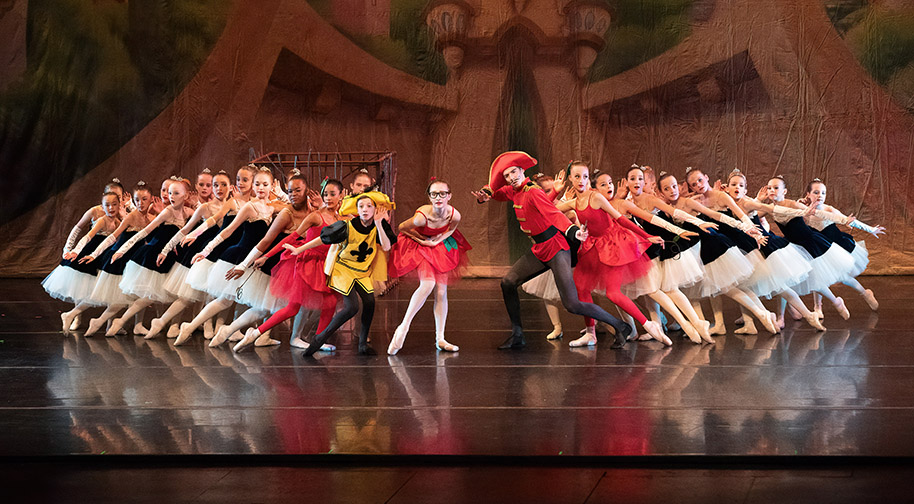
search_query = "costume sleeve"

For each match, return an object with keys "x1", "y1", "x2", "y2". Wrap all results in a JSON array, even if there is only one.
[
  {"x1": 491, "y1": 185, "x2": 514, "y2": 202},
  {"x1": 320, "y1": 220, "x2": 348, "y2": 244},
  {"x1": 616, "y1": 215, "x2": 653, "y2": 239},
  {"x1": 264, "y1": 232, "x2": 300, "y2": 258},
  {"x1": 377, "y1": 219, "x2": 398, "y2": 244}
]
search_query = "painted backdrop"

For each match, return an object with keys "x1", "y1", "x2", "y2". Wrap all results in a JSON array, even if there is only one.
[{"x1": 1, "y1": 0, "x2": 913, "y2": 276}]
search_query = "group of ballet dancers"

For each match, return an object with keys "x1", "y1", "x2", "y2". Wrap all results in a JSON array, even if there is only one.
[{"x1": 42, "y1": 154, "x2": 886, "y2": 355}]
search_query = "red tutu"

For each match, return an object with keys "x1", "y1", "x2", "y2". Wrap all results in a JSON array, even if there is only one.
[
  {"x1": 268, "y1": 222, "x2": 336, "y2": 309},
  {"x1": 388, "y1": 212, "x2": 472, "y2": 284},
  {"x1": 573, "y1": 205, "x2": 653, "y2": 293}
]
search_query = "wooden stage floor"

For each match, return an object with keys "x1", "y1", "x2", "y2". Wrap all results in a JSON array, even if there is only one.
[{"x1": 1, "y1": 276, "x2": 912, "y2": 459}]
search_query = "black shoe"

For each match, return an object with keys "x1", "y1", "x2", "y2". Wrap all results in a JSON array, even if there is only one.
[
  {"x1": 304, "y1": 333, "x2": 330, "y2": 357},
  {"x1": 358, "y1": 344, "x2": 377, "y2": 356},
  {"x1": 498, "y1": 331, "x2": 526, "y2": 350},
  {"x1": 612, "y1": 322, "x2": 632, "y2": 349}
]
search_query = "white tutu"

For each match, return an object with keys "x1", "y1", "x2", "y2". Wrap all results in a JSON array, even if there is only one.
[
  {"x1": 231, "y1": 269, "x2": 285, "y2": 313},
  {"x1": 622, "y1": 257, "x2": 662, "y2": 299},
  {"x1": 41, "y1": 266, "x2": 97, "y2": 304},
  {"x1": 693, "y1": 247, "x2": 753, "y2": 298},
  {"x1": 185, "y1": 259, "x2": 215, "y2": 293},
  {"x1": 848, "y1": 240, "x2": 869, "y2": 277},
  {"x1": 87, "y1": 271, "x2": 135, "y2": 306},
  {"x1": 202, "y1": 259, "x2": 241, "y2": 299},
  {"x1": 162, "y1": 264, "x2": 205, "y2": 302},
  {"x1": 793, "y1": 243, "x2": 856, "y2": 295},
  {"x1": 521, "y1": 269, "x2": 561, "y2": 302},
  {"x1": 119, "y1": 262, "x2": 176, "y2": 303},
  {"x1": 745, "y1": 244, "x2": 812, "y2": 299},
  {"x1": 659, "y1": 243, "x2": 704, "y2": 292}
]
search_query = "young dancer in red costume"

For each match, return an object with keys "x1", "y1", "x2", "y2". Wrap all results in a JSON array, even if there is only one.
[
  {"x1": 472, "y1": 151, "x2": 633, "y2": 350},
  {"x1": 387, "y1": 178, "x2": 471, "y2": 355}
]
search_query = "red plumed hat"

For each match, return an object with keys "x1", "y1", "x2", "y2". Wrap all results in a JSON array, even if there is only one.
[{"x1": 488, "y1": 151, "x2": 538, "y2": 192}]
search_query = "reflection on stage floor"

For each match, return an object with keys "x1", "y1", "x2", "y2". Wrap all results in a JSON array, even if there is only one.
[{"x1": 0, "y1": 277, "x2": 910, "y2": 457}]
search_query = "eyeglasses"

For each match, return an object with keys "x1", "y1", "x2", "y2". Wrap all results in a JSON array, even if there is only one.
[{"x1": 429, "y1": 191, "x2": 450, "y2": 199}]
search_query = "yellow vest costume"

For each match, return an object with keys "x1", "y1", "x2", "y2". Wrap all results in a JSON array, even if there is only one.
[{"x1": 321, "y1": 192, "x2": 396, "y2": 295}]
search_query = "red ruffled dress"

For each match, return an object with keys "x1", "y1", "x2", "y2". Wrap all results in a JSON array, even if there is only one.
[
  {"x1": 268, "y1": 215, "x2": 335, "y2": 309},
  {"x1": 388, "y1": 208, "x2": 471, "y2": 284},
  {"x1": 573, "y1": 203, "x2": 654, "y2": 293}
]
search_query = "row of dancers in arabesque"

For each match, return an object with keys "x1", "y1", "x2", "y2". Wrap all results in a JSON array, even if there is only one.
[{"x1": 43, "y1": 151, "x2": 885, "y2": 355}]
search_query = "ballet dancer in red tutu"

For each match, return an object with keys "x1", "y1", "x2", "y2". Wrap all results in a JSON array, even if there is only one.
[{"x1": 386, "y1": 178, "x2": 471, "y2": 355}]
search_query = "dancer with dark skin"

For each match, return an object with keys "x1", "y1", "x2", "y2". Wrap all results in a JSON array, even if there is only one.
[
  {"x1": 285, "y1": 191, "x2": 397, "y2": 356},
  {"x1": 472, "y1": 151, "x2": 633, "y2": 350}
]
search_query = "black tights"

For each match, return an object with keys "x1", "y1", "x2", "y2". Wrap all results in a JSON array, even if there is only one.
[
  {"x1": 501, "y1": 249, "x2": 629, "y2": 341},
  {"x1": 305, "y1": 282, "x2": 376, "y2": 355}
]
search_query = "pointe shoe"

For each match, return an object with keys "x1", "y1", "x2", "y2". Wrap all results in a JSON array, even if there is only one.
[
  {"x1": 805, "y1": 312, "x2": 827, "y2": 331},
  {"x1": 833, "y1": 297, "x2": 850, "y2": 320},
  {"x1": 498, "y1": 330, "x2": 526, "y2": 350},
  {"x1": 176, "y1": 323, "x2": 195, "y2": 344},
  {"x1": 643, "y1": 320, "x2": 672, "y2": 346},
  {"x1": 733, "y1": 315, "x2": 745, "y2": 326},
  {"x1": 292, "y1": 337, "x2": 336, "y2": 352},
  {"x1": 759, "y1": 312, "x2": 780, "y2": 334},
  {"x1": 145, "y1": 319, "x2": 166, "y2": 340},
  {"x1": 70, "y1": 314, "x2": 81, "y2": 332},
  {"x1": 787, "y1": 304, "x2": 803, "y2": 321},
  {"x1": 106, "y1": 319, "x2": 126, "y2": 337},
  {"x1": 253, "y1": 331, "x2": 281, "y2": 347},
  {"x1": 862, "y1": 289, "x2": 879, "y2": 311},
  {"x1": 233, "y1": 328, "x2": 260, "y2": 353},
  {"x1": 208, "y1": 326, "x2": 233, "y2": 347},
  {"x1": 709, "y1": 323, "x2": 727, "y2": 336},
  {"x1": 545, "y1": 327, "x2": 563, "y2": 340},
  {"x1": 696, "y1": 320, "x2": 715, "y2": 344},
  {"x1": 133, "y1": 323, "x2": 148, "y2": 336},
  {"x1": 734, "y1": 318, "x2": 758, "y2": 335},
  {"x1": 387, "y1": 325, "x2": 407, "y2": 356},
  {"x1": 680, "y1": 321, "x2": 702, "y2": 344},
  {"x1": 203, "y1": 320, "x2": 215, "y2": 340},
  {"x1": 813, "y1": 308, "x2": 824, "y2": 321},
  {"x1": 569, "y1": 329, "x2": 597, "y2": 348},
  {"x1": 167, "y1": 323, "x2": 180, "y2": 339},
  {"x1": 84, "y1": 317, "x2": 106, "y2": 337},
  {"x1": 776, "y1": 316, "x2": 786, "y2": 330},
  {"x1": 228, "y1": 331, "x2": 244, "y2": 342},
  {"x1": 435, "y1": 338, "x2": 459, "y2": 352},
  {"x1": 174, "y1": 324, "x2": 195, "y2": 346},
  {"x1": 61, "y1": 312, "x2": 75, "y2": 335}
]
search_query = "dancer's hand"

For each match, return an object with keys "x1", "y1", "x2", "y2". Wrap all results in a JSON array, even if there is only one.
[
  {"x1": 553, "y1": 170, "x2": 567, "y2": 193},
  {"x1": 225, "y1": 268, "x2": 244, "y2": 280},
  {"x1": 575, "y1": 225, "x2": 588, "y2": 242},
  {"x1": 181, "y1": 234, "x2": 196, "y2": 246},
  {"x1": 648, "y1": 236, "x2": 664, "y2": 246},
  {"x1": 755, "y1": 234, "x2": 768, "y2": 248},
  {"x1": 252, "y1": 256, "x2": 268, "y2": 268},
  {"x1": 756, "y1": 186, "x2": 768, "y2": 201},
  {"x1": 307, "y1": 189, "x2": 322, "y2": 210},
  {"x1": 63, "y1": 251, "x2": 78, "y2": 261},
  {"x1": 283, "y1": 243, "x2": 305, "y2": 255},
  {"x1": 77, "y1": 254, "x2": 95, "y2": 264},
  {"x1": 156, "y1": 253, "x2": 167, "y2": 267},
  {"x1": 699, "y1": 221, "x2": 718, "y2": 232},
  {"x1": 374, "y1": 206, "x2": 390, "y2": 225},
  {"x1": 191, "y1": 252, "x2": 206, "y2": 264},
  {"x1": 471, "y1": 188, "x2": 491, "y2": 203},
  {"x1": 677, "y1": 230, "x2": 699, "y2": 240},
  {"x1": 870, "y1": 225, "x2": 886, "y2": 238},
  {"x1": 616, "y1": 179, "x2": 630, "y2": 200},
  {"x1": 111, "y1": 252, "x2": 124, "y2": 263}
]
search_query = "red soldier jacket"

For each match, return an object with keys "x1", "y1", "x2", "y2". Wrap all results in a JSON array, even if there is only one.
[{"x1": 492, "y1": 179, "x2": 581, "y2": 263}]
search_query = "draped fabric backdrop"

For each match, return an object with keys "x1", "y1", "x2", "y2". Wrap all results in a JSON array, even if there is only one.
[{"x1": 1, "y1": 0, "x2": 913, "y2": 277}]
